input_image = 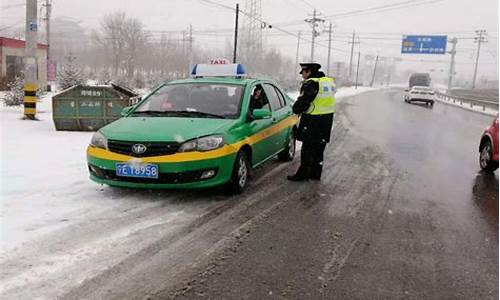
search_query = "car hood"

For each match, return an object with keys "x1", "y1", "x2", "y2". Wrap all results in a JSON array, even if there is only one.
[{"x1": 100, "y1": 117, "x2": 237, "y2": 143}]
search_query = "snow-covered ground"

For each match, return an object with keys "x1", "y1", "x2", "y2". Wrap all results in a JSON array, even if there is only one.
[
  {"x1": 1, "y1": 95, "x2": 95, "y2": 252},
  {"x1": 0, "y1": 85, "x2": 382, "y2": 298},
  {"x1": 286, "y1": 86, "x2": 380, "y2": 103},
  {"x1": 0, "y1": 86, "x2": 379, "y2": 254}
]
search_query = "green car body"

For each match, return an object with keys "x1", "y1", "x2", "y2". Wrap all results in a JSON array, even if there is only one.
[{"x1": 87, "y1": 77, "x2": 298, "y2": 191}]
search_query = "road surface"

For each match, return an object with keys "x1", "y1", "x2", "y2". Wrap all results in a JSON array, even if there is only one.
[{"x1": 1, "y1": 88, "x2": 497, "y2": 300}]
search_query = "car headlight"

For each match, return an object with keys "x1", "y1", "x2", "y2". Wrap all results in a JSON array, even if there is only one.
[
  {"x1": 179, "y1": 135, "x2": 225, "y2": 152},
  {"x1": 90, "y1": 131, "x2": 108, "y2": 149}
]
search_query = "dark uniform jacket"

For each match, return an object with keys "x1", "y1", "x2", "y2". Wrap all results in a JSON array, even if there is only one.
[{"x1": 292, "y1": 71, "x2": 334, "y2": 144}]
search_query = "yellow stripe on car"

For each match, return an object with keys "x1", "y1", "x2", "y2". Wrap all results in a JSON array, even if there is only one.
[{"x1": 88, "y1": 115, "x2": 298, "y2": 163}]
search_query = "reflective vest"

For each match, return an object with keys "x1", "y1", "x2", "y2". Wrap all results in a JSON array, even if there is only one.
[{"x1": 305, "y1": 77, "x2": 336, "y2": 115}]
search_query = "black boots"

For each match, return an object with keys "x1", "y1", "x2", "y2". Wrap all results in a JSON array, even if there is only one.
[{"x1": 287, "y1": 174, "x2": 309, "y2": 181}]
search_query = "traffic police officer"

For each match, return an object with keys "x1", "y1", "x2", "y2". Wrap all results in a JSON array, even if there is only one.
[{"x1": 287, "y1": 63, "x2": 336, "y2": 181}]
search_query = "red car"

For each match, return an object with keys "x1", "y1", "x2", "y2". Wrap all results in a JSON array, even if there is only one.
[{"x1": 479, "y1": 115, "x2": 499, "y2": 172}]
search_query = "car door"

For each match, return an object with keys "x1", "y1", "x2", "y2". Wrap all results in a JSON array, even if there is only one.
[
  {"x1": 243, "y1": 83, "x2": 276, "y2": 165},
  {"x1": 262, "y1": 83, "x2": 292, "y2": 154}
]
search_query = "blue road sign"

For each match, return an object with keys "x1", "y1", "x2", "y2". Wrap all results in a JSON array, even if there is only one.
[{"x1": 401, "y1": 35, "x2": 447, "y2": 54}]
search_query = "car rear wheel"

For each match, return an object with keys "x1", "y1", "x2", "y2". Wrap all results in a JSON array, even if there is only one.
[
  {"x1": 227, "y1": 151, "x2": 250, "y2": 194},
  {"x1": 278, "y1": 131, "x2": 296, "y2": 161},
  {"x1": 480, "y1": 140, "x2": 498, "y2": 172}
]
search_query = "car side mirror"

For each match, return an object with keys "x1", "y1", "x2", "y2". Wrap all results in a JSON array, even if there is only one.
[
  {"x1": 121, "y1": 106, "x2": 133, "y2": 117},
  {"x1": 252, "y1": 109, "x2": 272, "y2": 119},
  {"x1": 404, "y1": 88, "x2": 409, "y2": 92}
]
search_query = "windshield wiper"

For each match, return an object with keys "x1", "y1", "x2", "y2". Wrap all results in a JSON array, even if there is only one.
[
  {"x1": 130, "y1": 110, "x2": 181, "y2": 116},
  {"x1": 131, "y1": 110, "x2": 163, "y2": 115},
  {"x1": 131, "y1": 110, "x2": 227, "y2": 119},
  {"x1": 166, "y1": 110, "x2": 227, "y2": 119}
]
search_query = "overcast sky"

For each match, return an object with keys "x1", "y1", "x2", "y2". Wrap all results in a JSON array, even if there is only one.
[{"x1": 1, "y1": 0, "x2": 499, "y2": 81}]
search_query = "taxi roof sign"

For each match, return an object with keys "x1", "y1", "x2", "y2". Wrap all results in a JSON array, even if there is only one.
[
  {"x1": 210, "y1": 58, "x2": 231, "y2": 64},
  {"x1": 191, "y1": 63, "x2": 247, "y2": 78}
]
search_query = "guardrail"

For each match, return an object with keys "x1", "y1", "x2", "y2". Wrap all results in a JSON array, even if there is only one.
[{"x1": 435, "y1": 92, "x2": 498, "y2": 111}]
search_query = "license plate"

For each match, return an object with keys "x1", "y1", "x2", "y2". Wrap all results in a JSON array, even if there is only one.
[{"x1": 116, "y1": 163, "x2": 159, "y2": 179}]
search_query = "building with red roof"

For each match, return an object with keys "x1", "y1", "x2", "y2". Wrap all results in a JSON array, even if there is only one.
[{"x1": 0, "y1": 37, "x2": 48, "y2": 88}]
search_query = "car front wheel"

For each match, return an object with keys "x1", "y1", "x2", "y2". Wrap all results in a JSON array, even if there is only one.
[
  {"x1": 278, "y1": 131, "x2": 296, "y2": 161},
  {"x1": 480, "y1": 140, "x2": 499, "y2": 172},
  {"x1": 227, "y1": 151, "x2": 250, "y2": 194}
]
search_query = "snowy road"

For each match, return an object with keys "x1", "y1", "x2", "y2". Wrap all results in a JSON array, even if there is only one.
[
  {"x1": 1, "y1": 87, "x2": 375, "y2": 299},
  {"x1": 1, "y1": 87, "x2": 496, "y2": 299}
]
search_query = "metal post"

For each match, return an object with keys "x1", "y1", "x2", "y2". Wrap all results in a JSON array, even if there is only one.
[
  {"x1": 472, "y1": 30, "x2": 487, "y2": 89},
  {"x1": 44, "y1": 0, "x2": 51, "y2": 91},
  {"x1": 447, "y1": 38, "x2": 457, "y2": 92},
  {"x1": 370, "y1": 55, "x2": 379, "y2": 87},
  {"x1": 327, "y1": 22, "x2": 332, "y2": 75},
  {"x1": 305, "y1": 10, "x2": 324, "y2": 62},
  {"x1": 310, "y1": 10, "x2": 316, "y2": 61},
  {"x1": 349, "y1": 31, "x2": 355, "y2": 78},
  {"x1": 188, "y1": 24, "x2": 193, "y2": 70},
  {"x1": 355, "y1": 51, "x2": 360, "y2": 89},
  {"x1": 295, "y1": 31, "x2": 301, "y2": 68},
  {"x1": 233, "y1": 3, "x2": 239, "y2": 63},
  {"x1": 24, "y1": 0, "x2": 38, "y2": 120}
]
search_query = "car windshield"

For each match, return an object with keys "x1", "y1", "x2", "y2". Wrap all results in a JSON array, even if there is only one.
[{"x1": 134, "y1": 83, "x2": 244, "y2": 119}]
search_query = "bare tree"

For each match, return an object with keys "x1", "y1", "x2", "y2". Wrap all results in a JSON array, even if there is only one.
[
  {"x1": 94, "y1": 11, "x2": 148, "y2": 80},
  {"x1": 123, "y1": 17, "x2": 148, "y2": 78}
]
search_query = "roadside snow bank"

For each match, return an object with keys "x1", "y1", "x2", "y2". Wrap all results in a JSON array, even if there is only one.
[{"x1": 287, "y1": 86, "x2": 379, "y2": 102}]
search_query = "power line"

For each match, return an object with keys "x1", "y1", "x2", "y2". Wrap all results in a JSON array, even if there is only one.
[
  {"x1": 0, "y1": 3, "x2": 25, "y2": 9},
  {"x1": 0, "y1": 20, "x2": 24, "y2": 32},
  {"x1": 196, "y1": 0, "x2": 236, "y2": 11},
  {"x1": 273, "y1": 0, "x2": 445, "y2": 27},
  {"x1": 193, "y1": 0, "x2": 351, "y2": 55},
  {"x1": 295, "y1": 0, "x2": 317, "y2": 10},
  {"x1": 324, "y1": 0, "x2": 445, "y2": 19}
]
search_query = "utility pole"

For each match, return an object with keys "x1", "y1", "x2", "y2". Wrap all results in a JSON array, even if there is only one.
[
  {"x1": 42, "y1": 0, "x2": 51, "y2": 91},
  {"x1": 370, "y1": 55, "x2": 379, "y2": 87},
  {"x1": 182, "y1": 31, "x2": 186, "y2": 55},
  {"x1": 295, "y1": 31, "x2": 301, "y2": 68},
  {"x1": 233, "y1": 3, "x2": 239, "y2": 63},
  {"x1": 472, "y1": 29, "x2": 487, "y2": 89},
  {"x1": 348, "y1": 32, "x2": 359, "y2": 79},
  {"x1": 24, "y1": 0, "x2": 38, "y2": 120},
  {"x1": 355, "y1": 51, "x2": 361, "y2": 89},
  {"x1": 447, "y1": 37, "x2": 458, "y2": 92},
  {"x1": 324, "y1": 22, "x2": 334, "y2": 75},
  {"x1": 188, "y1": 25, "x2": 193, "y2": 70},
  {"x1": 304, "y1": 10, "x2": 324, "y2": 61}
]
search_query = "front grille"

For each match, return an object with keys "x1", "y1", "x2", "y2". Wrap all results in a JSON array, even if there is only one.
[
  {"x1": 108, "y1": 140, "x2": 180, "y2": 157},
  {"x1": 89, "y1": 164, "x2": 218, "y2": 184}
]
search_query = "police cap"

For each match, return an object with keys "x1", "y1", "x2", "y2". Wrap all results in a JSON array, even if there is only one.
[{"x1": 299, "y1": 62, "x2": 321, "y2": 74}]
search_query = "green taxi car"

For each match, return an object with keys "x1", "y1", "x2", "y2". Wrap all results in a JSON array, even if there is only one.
[{"x1": 87, "y1": 63, "x2": 298, "y2": 193}]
